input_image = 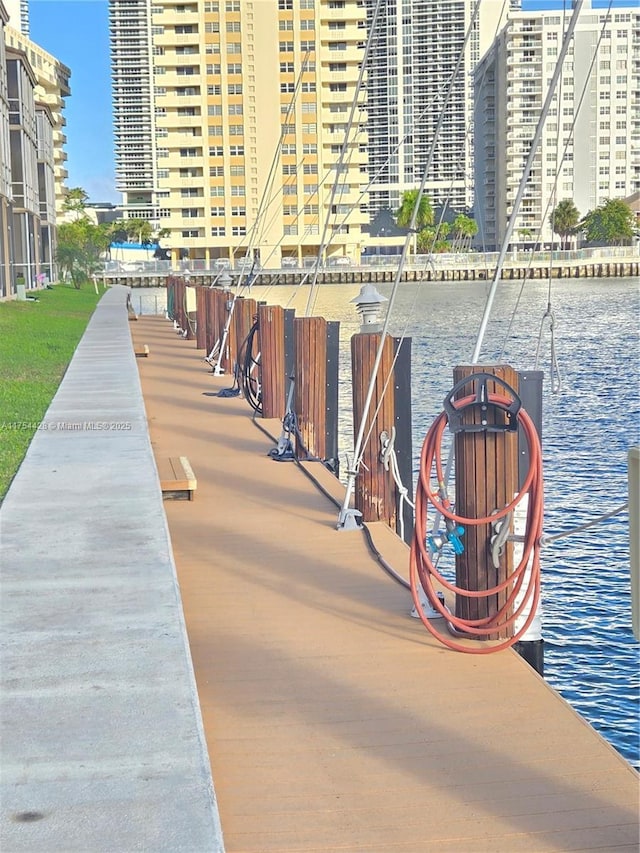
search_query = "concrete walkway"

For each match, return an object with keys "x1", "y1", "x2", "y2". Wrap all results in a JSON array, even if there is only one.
[{"x1": 0, "y1": 287, "x2": 223, "y2": 852}]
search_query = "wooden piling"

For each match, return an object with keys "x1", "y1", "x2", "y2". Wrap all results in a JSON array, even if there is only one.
[
  {"x1": 233, "y1": 296, "x2": 258, "y2": 377},
  {"x1": 195, "y1": 286, "x2": 207, "y2": 350},
  {"x1": 258, "y1": 304, "x2": 295, "y2": 420},
  {"x1": 351, "y1": 334, "x2": 413, "y2": 539},
  {"x1": 293, "y1": 316, "x2": 339, "y2": 469},
  {"x1": 452, "y1": 365, "x2": 520, "y2": 639}
]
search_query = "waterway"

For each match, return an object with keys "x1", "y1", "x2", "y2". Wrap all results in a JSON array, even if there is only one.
[{"x1": 133, "y1": 276, "x2": 640, "y2": 770}]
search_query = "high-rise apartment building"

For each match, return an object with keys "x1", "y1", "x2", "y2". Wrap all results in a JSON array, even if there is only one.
[
  {"x1": 474, "y1": 0, "x2": 639, "y2": 251},
  {"x1": 0, "y1": 1, "x2": 68, "y2": 295},
  {"x1": 4, "y1": 24, "x2": 70, "y2": 213},
  {"x1": 3, "y1": 0, "x2": 28, "y2": 35},
  {"x1": 364, "y1": 0, "x2": 511, "y2": 220},
  {"x1": 110, "y1": 0, "x2": 368, "y2": 268}
]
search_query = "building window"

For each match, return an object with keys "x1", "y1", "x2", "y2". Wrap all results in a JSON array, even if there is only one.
[{"x1": 210, "y1": 226, "x2": 226, "y2": 236}]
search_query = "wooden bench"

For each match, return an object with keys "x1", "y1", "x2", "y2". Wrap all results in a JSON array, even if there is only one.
[
  {"x1": 135, "y1": 344, "x2": 149, "y2": 358},
  {"x1": 158, "y1": 457, "x2": 197, "y2": 501}
]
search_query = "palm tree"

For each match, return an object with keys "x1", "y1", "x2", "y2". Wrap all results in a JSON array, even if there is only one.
[
  {"x1": 125, "y1": 218, "x2": 153, "y2": 246},
  {"x1": 396, "y1": 190, "x2": 434, "y2": 231},
  {"x1": 551, "y1": 199, "x2": 580, "y2": 250},
  {"x1": 451, "y1": 214, "x2": 478, "y2": 251},
  {"x1": 396, "y1": 190, "x2": 434, "y2": 255}
]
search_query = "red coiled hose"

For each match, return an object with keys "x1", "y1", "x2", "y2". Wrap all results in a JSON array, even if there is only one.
[{"x1": 410, "y1": 392, "x2": 544, "y2": 653}]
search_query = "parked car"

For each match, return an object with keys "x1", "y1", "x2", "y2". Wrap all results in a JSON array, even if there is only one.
[
  {"x1": 328, "y1": 256, "x2": 352, "y2": 266},
  {"x1": 281, "y1": 257, "x2": 298, "y2": 268}
]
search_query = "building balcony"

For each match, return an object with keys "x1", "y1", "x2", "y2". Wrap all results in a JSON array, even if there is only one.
[
  {"x1": 154, "y1": 32, "x2": 200, "y2": 47},
  {"x1": 169, "y1": 95, "x2": 202, "y2": 108},
  {"x1": 158, "y1": 71, "x2": 201, "y2": 88},
  {"x1": 320, "y1": 7, "x2": 363, "y2": 22}
]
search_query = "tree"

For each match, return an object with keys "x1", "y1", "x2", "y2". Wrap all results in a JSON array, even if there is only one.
[
  {"x1": 396, "y1": 189, "x2": 434, "y2": 231},
  {"x1": 416, "y1": 224, "x2": 451, "y2": 254},
  {"x1": 62, "y1": 187, "x2": 90, "y2": 221},
  {"x1": 451, "y1": 214, "x2": 478, "y2": 251},
  {"x1": 550, "y1": 199, "x2": 580, "y2": 250},
  {"x1": 580, "y1": 199, "x2": 636, "y2": 246},
  {"x1": 57, "y1": 219, "x2": 111, "y2": 287},
  {"x1": 124, "y1": 218, "x2": 153, "y2": 245}
]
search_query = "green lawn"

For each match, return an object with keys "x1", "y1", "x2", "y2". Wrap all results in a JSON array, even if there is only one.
[{"x1": 0, "y1": 283, "x2": 101, "y2": 501}]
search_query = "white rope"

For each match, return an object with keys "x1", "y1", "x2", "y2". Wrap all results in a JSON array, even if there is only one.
[
  {"x1": 380, "y1": 427, "x2": 415, "y2": 542},
  {"x1": 541, "y1": 503, "x2": 629, "y2": 547},
  {"x1": 471, "y1": 0, "x2": 585, "y2": 364},
  {"x1": 304, "y1": 0, "x2": 383, "y2": 318}
]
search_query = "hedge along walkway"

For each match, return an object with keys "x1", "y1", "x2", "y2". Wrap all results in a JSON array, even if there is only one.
[
  {"x1": 0, "y1": 286, "x2": 223, "y2": 852},
  {"x1": 0, "y1": 283, "x2": 102, "y2": 501}
]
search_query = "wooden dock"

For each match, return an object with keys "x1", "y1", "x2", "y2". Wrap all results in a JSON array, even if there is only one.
[{"x1": 132, "y1": 315, "x2": 638, "y2": 853}]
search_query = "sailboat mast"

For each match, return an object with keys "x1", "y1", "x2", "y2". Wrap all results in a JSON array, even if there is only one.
[{"x1": 471, "y1": 0, "x2": 585, "y2": 364}]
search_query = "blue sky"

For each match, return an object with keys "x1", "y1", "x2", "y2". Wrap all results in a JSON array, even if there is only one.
[
  {"x1": 31, "y1": 0, "x2": 118, "y2": 203},
  {"x1": 28, "y1": 0, "x2": 631, "y2": 206}
]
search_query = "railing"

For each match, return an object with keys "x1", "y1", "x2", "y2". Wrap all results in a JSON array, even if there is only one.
[{"x1": 99, "y1": 245, "x2": 639, "y2": 279}]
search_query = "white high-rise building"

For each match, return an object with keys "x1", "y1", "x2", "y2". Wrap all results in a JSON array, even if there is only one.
[
  {"x1": 474, "y1": 0, "x2": 639, "y2": 250},
  {"x1": 1, "y1": 0, "x2": 69, "y2": 295},
  {"x1": 109, "y1": 0, "x2": 369, "y2": 268},
  {"x1": 3, "y1": 0, "x2": 28, "y2": 35},
  {"x1": 364, "y1": 0, "x2": 512, "y2": 219}
]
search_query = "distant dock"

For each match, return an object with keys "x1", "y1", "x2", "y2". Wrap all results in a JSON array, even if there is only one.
[{"x1": 106, "y1": 254, "x2": 639, "y2": 289}]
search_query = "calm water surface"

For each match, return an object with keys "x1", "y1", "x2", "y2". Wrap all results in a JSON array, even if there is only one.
[{"x1": 137, "y1": 277, "x2": 640, "y2": 769}]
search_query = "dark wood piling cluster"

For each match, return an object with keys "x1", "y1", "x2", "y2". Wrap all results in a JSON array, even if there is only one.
[
  {"x1": 166, "y1": 277, "x2": 414, "y2": 541},
  {"x1": 167, "y1": 277, "x2": 538, "y2": 644}
]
